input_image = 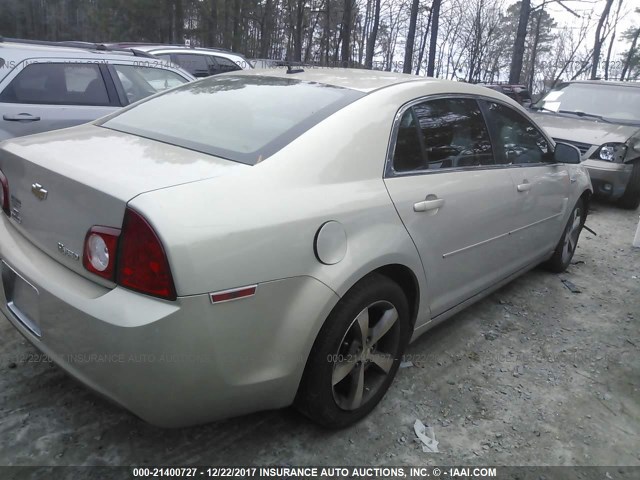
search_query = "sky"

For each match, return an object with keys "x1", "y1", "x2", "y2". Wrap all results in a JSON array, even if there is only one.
[{"x1": 540, "y1": 0, "x2": 636, "y2": 60}]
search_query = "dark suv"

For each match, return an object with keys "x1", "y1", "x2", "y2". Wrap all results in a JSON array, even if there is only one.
[{"x1": 482, "y1": 83, "x2": 532, "y2": 108}]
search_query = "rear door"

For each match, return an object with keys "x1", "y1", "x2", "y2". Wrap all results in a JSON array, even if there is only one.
[
  {"x1": 481, "y1": 100, "x2": 570, "y2": 265},
  {"x1": 384, "y1": 96, "x2": 522, "y2": 317},
  {"x1": 0, "y1": 60, "x2": 120, "y2": 140}
]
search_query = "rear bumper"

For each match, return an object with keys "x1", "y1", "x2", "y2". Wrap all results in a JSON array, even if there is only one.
[
  {"x1": 583, "y1": 159, "x2": 633, "y2": 200},
  {"x1": 0, "y1": 213, "x2": 339, "y2": 427}
]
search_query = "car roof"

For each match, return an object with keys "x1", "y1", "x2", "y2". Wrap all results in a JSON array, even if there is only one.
[
  {"x1": 0, "y1": 39, "x2": 151, "y2": 60},
  {"x1": 565, "y1": 80, "x2": 640, "y2": 88},
  {"x1": 130, "y1": 45, "x2": 244, "y2": 57},
  {"x1": 229, "y1": 68, "x2": 503, "y2": 95}
]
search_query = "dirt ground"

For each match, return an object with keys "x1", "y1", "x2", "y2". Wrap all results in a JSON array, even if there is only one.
[{"x1": 0, "y1": 200, "x2": 638, "y2": 468}]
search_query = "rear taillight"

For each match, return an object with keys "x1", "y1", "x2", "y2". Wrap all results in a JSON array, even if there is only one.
[
  {"x1": 117, "y1": 208, "x2": 176, "y2": 301},
  {"x1": 0, "y1": 169, "x2": 9, "y2": 215},
  {"x1": 83, "y1": 226, "x2": 120, "y2": 280}
]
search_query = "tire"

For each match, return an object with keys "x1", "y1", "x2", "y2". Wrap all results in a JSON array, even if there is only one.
[
  {"x1": 617, "y1": 161, "x2": 640, "y2": 210},
  {"x1": 543, "y1": 198, "x2": 585, "y2": 273},
  {"x1": 295, "y1": 273, "x2": 411, "y2": 429}
]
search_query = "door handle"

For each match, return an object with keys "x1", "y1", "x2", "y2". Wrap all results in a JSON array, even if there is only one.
[
  {"x1": 517, "y1": 182, "x2": 531, "y2": 192},
  {"x1": 413, "y1": 198, "x2": 445, "y2": 212},
  {"x1": 3, "y1": 113, "x2": 41, "y2": 122}
]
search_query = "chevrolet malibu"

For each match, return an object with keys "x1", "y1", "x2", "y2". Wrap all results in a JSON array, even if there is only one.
[{"x1": 0, "y1": 69, "x2": 592, "y2": 428}]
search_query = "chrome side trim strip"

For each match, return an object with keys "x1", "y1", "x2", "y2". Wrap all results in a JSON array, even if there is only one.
[{"x1": 443, "y1": 212, "x2": 562, "y2": 259}]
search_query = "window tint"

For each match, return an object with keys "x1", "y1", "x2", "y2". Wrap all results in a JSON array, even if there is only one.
[
  {"x1": 213, "y1": 56, "x2": 242, "y2": 73},
  {"x1": 174, "y1": 54, "x2": 210, "y2": 77},
  {"x1": 113, "y1": 65, "x2": 188, "y2": 103},
  {"x1": 0, "y1": 63, "x2": 110, "y2": 105},
  {"x1": 393, "y1": 110, "x2": 424, "y2": 172},
  {"x1": 102, "y1": 75, "x2": 364, "y2": 165},
  {"x1": 483, "y1": 101, "x2": 550, "y2": 165},
  {"x1": 412, "y1": 98, "x2": 493, "y2": 169}
]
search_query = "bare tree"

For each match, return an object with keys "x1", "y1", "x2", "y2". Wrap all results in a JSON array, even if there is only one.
[
  {"x1": 365, "y1": 0, "x2": 381, "y2": 68},
  {"x1": 427, "y1": 0, "x2": 441, "y2": 76},
  {"x1": 403, "y1": 0, "x2": 421, "y2": 73},
  {"x1": 590, "y1": 0, "x2": 615, "y2": 79}
]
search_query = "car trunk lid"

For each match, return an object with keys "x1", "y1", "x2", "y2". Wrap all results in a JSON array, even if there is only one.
[{"x1": 0, "y1": 124, "x2": 247, "y2": 284}]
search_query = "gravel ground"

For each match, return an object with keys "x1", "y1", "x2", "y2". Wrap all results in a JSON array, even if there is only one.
[{"x1": 0, "y1": 200, "x2": 638, "y2": 468}]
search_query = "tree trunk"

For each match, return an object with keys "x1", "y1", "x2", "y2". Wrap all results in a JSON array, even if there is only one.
[
  {"x1": 415, "y1": 8, "x2": 433, "y2": 75},
  {"x1": 509, "y1": 0, "x2": 530, "y2": 84},
  {"x1": 403, "y1": 0, "x2": 420, "y2": 73},
  {"x1": 365, "y1": 0, "x2": 381, "y2": 68},
  {"x1": 174, "y1": 0, "x2": 183, "y2": 44},
  {"x1": 590, "y1": 0, "x2": 614, "y2": 79},
  {"x1": 528, "y1": 8, "x2": 543, "y2": 92},
  {"x1": 207, "y1": 0, "x2": 218, "y2": 46},
  {"x1": 340, "y1": 0, "x2": 354, "y2": 65},
  {"x1": 259, "y1": 0, "x2": 272, "y2": 57},
  {"x1": 426, "y1": 0, "x2": 441, "y2": 77},
  {"x1": 620, "y1": 27, "x2": 640, "y2": 81},
  {"x1": 604, "y1": 0, "x2": 623, "y2": 80}
]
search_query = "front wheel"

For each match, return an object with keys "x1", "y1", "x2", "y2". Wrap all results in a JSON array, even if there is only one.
[
  {"x1": 543, "y1": 198, "x2": 585, "y2": 273},
  {"x1": 295, "y1": 273, "x2": 411, "y2": 428}
]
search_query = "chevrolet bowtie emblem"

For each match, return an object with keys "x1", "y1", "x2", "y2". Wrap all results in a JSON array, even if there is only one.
[{"x1": 31, "y1": 183, "x2": 48, "y2": 201}]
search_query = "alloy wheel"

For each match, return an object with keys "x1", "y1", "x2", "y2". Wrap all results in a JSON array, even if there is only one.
[
  {"x1": 331, "y1": 300, "x2": 401, "y2": 411},
  {"x1": 562, "y1": 206, "x2": 582, "y2": 264}
]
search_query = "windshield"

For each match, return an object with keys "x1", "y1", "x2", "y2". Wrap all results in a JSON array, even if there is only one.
[
  {"x1": 533, "y1": 83, "x2": 640, "y2": 125},
  {"x1": 101, "y1": 75, "x2": 364, "y2": 165}
]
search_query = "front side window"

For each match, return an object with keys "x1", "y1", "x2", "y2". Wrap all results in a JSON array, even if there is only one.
[
  {"x1": 0, "y1": 63, "x2": 110, "y2": 105},
  {"x1": 392, "y1": 97, "x2": 493, "y2": 172},
  {"x1": 113, "y1": 65, "x2": 189, "y2": 104},
  {"x1": 101, "y1": 75, "x2": 364, "y2": 165},
  {"x1": 483, "y1": 101, "x2": 550, "y2": 165}
]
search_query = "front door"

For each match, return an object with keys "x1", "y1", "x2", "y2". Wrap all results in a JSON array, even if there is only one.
[
  {"x1": 481, "y1": 100, "x2": 571, "y2": 265},
  {"x1": 384, "y1": 97, "x2": 522, "y2": 317}
]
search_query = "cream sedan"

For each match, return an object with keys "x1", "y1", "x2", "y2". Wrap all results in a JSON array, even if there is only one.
[{"x1": 0, "y1": 69, "x2": 592, "y2": 428}]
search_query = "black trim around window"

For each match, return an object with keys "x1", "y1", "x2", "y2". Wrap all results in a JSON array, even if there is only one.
[{"x1": 384, "y1": 93, "x2": 559, "y2": 179}]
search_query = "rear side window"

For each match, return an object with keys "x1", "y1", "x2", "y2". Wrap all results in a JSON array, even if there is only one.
[
  {"x1": 173, "y1": 54, "x2": 210, "y2": 77},
  {"x1": 482, "y1": 101, "x2": 550, "y2": 165},
  {"x1": 0, "y1": 63, "x2": 110, "y2": 105},
  {"x1": 212, "y1": 56, "x2": 242, "y2": 73},
  {"x1": 101, "y1": 75, "x2": 364, "y2": 165},
  {"x1": 393, "y1": 110, "x2": 424, "y2": 172},
  {"x1": 113, "y1": 65, "x2": 189, "y2": 103},
  {"x1": 392, "y1": 97, "x2": 493, "y2": 172}
]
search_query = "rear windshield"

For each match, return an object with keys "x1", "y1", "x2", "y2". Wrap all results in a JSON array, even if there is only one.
[{"x1": 101, "y1": 75, "x2": 364, "y2": 165}]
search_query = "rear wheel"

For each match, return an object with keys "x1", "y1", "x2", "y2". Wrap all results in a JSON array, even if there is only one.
[
  {"x1": 295, "y1": 273, "x2": 410, "y2": 428},
  {"x1": 617, "y1": 161, "x2": 640, "y2": 210},
  {"x1": 543, "y1": 198, "x2": 585, "y2": 273}
]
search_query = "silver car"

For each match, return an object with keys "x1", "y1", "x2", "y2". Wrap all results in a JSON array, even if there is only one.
[
  {"x1": 0, "y1": 69, "x2": 592, "y2": 427},
  {"x1": 531, "y1": 81, "x2": 640, "y2": 209},
  {"x1": 0, "y1": 38, "x2": 195, "y2": 141},
  {"x1": 107, "y1": 43, "x2": 253, "y2": 76}
]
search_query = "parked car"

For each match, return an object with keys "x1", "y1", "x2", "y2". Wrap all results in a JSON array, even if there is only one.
[
  {"x1": 250, "y1": 58, "x2": 289, "y2": 69},
  {"x1": 531, "y1": 80, "x2": 640, "y2": 209},
  {"x1": 0, "y1": 38, "x2": 195, "y2": 141},
  {"x1": 482, "y1": 83, "x2": 532, "y2": 108},
  {"x1": 108, "y1": 43, "x2": 252, "y2": 77},
  {"x1": 0, "y1": 69, "x2": 591, "y2": 428}
]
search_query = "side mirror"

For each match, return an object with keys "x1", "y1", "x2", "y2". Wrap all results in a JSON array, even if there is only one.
[{"x1": 554, "y1": 142, "x2": 581, "y2": 164}]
